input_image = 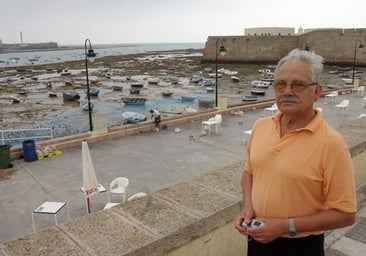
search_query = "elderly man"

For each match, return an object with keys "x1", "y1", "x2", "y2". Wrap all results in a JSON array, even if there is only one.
[{"x1": 235, "y1": 49, "x2": 356, "y2": 256}]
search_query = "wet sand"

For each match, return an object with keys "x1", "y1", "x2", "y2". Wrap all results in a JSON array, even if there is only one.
[{"x1": 0, "y1": 49, "x2": 352, "y2": 132}]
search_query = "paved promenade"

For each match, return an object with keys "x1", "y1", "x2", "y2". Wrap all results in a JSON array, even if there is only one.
[{"x1": 1, "y1": 92, "x2": 366, "y2": 255}]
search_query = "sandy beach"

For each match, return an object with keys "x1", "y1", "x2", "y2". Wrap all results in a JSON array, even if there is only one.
[{"x1": 0, "y1": 49, "x2": 356, "y2": 136}]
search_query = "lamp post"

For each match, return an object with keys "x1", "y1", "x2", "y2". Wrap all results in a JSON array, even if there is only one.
[
  {"x1": 84, "y1": 39, "x2": 96, "y2": 131},
  {"x1": 215, "y1": 39, "x2": 226, "y2": 107},
  {"x1": 352, "y1": 39, "x2": 364, "y2": 85}
]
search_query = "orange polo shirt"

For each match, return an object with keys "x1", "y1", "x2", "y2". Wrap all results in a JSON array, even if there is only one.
[{"x1": 245, "y1": 110, "x2": 357, "y2": 237}]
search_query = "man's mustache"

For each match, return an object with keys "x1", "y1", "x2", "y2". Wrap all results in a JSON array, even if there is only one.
[{"x1": 279, "y1": 96, "x2": 300, "y2": 103}]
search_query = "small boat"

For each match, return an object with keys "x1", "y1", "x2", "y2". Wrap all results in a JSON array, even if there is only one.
[
  {"x1": 162, "y1": 90, "x2": 173, "y2": 97},
  {"x1": 202, "y1": 79, "x2": 215, "y2": 86},
  {"x1": 206, "y1": 87, "x2": 215, "y2": 93},
  {"x1": 231, "y1": 76, "x2": 240, "y2": 82},
  {"x1": 129, "y1": 88, "x2": 141, "y2": 94},
  {"x1": 48, "y1": 91, "x2": 57, "y2": 97},
  {"x1": 65, "y1": 79, "x2": 74, "y2": 86},
  {"x1": 242, "y1": 95, "x2": 259, "y2": 102},
  {"x1": 82, "y1": 102, "x2": 94, "y2": 111},
  {"x1": 208, "y1": 73, "x2": 223, "y2": 78},
  {"x1": 170, "y1": 77, "x2": 179, "y2": 84},
  {"x1": 63, "y1": 91, "x2": 80, "y2": 101},
  {"x1": 218, "y1": 68, "x2": 238, "y2": 75},
  {"x1": 258, "y1": 69, "x2": 271, "y2": 74},
  {"x1": 181, "y1": 95, "x2": 196, "y2": 102},
  {"x1": 147, "y1": 77, "x2": 159, "y2": 84},
  {"x1": 122, "y1": 97, "x2": 146, "y2": 105},
  {"x1": 189, "y1": 75, "x2": 204, "y2": 83},
  {"x1": 131, "y1": 82, "x2": 144, "y2": 88},
  {"x1": 90, "y1": 79, "x2": 100, "y2": 84},
  {"x1": 260, "y1": 72, "x2": 274, "y2": 82},
  {"x1": 198, "y1": 97, "x2": 215, "y2": 107},
  {"x1": 86, "y1": 88, "x2": 100, "y2": 96},
  {"x1": 112, "y1": 84, "x2": 123, "y2": 91},
  {"x1": 341, "y1": 78, "x2": 353, "y2": 85},
  {"x1": 17, "y1": 88, "x2": 27, "y2": 95},
  {"x1": 122, "y1": 111, "x2": 147, "y2": 124},
  {"x1": 251, "y1": 80, "x2": 271, "y2": 88},
  {"x1": 251, "y1": 88, "x2": 266, "y2": 96},
  {"x1": 60, "y1": 70, "x2": 71, "y2": 76},
  {"x1": 327, "y1": 84, "x2": 343, "y2": 89},
  {"x1": 10, "y1": 96, "x2": 21, "y2": 103}
]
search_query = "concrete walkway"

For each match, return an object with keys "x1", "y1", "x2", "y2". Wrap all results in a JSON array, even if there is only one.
[{"x1": 0, "y1": 92, "x2": 366, "y2": 255}]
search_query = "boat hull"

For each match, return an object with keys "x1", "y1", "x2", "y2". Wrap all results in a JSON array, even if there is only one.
[{"x1": 122, "y1": 111, "x2": 147, "y2": 124}]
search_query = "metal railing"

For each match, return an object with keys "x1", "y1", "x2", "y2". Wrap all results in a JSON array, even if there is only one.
[{"x1": 0, "y1": 128, "x2": 53, "y2": 146}]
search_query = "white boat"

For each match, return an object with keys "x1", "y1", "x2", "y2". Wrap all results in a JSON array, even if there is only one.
[
  {"x1": 218, "y1": 68, "x2": 238, "y2": 75},
  {"x1": 122, "y1": 111, "x2": 147, "y2": 124},
  {"x1": 231, "y1": 76, "x2": 240, "y2": 82},
  {"x1": 251, "y1": 80, "x2": 271, "y2": 88},
  {"x1": 147, "y1": 77, "x2": 159, "y2": 84}
]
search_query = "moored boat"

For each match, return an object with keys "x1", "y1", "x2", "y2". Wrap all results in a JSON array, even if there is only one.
[
  {"x1": 63, "y1": 91, "x2": 80, "y2": 101},
  {"x1": 251, "y1": 80, "x2": 271, "y2": 88},
  {"x1": 206, "y1": 87, "x2": 215, "y2": 93},
  {"x1": 162, "y1": 90, "x2": 173, "y2": 97},
  {"x1": 112, "y1": 84, "x2": 123, "y2": 91},
  {"x1": 242, "y1": 95, "x2": 259, "y2": 102},
  {"x1": 131, "y1": 82, "x2": 144, "y2": 88},
  {"x1": 189, "y1": 74, "x2": 204, "y2": 83},
  {"x1": 129, "y1": 88, "x2": 141, "y2": 94},
  {"x1": 122, "y1": 97, "x2": 146, "y2": 105},
  {"x1": 198, "y1": 97, "x2": 215, "y2": 107},
  {"x1": 48, "y1": 90, "x2": 57, "y2": 97},
  {"x1": 231, "y1": 76, "x2": 240, "y2": 82},
  {"x1": 181, "y1": 95, "x2": 196, "y2": 102},
  {"x1": 251, "y1": 88, "x2": 266, "y2": 96},
  {"x1": 86, "y1": 88, "x2": 100, "y2": 96},
  {"x1": 122, "y1": 111, "x2": 147, "y2": 124}
]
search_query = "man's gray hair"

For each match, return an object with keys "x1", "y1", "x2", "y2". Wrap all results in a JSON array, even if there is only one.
[{"x1": 274, "y1": 49, "x2": 324, "y2": 83}]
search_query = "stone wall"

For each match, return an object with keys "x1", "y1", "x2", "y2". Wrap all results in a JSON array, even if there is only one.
[{"x1": 202, "y1": 28, "x2": 366, "y2": 65}]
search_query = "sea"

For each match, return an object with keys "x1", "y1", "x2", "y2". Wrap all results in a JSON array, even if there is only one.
[{"x1": 0, "y1": 42, "x2": 204, "y2": 68}]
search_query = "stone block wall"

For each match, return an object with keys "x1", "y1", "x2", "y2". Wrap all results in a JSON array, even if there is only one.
[{"x1": 202, "y1": 28, "x2": 366, "y2": 65}]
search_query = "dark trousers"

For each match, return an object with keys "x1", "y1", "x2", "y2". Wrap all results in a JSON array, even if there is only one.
[{"x1": 248, "y1": 234, "x2": 324, "y2": 256}]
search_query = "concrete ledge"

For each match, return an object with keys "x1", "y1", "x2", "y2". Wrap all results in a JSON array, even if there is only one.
[{"x1": 2, "y1": 98, "x2": 365, "y2": 256}]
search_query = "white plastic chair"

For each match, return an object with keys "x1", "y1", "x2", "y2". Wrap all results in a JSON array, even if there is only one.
[
  {"x1": 263, "y1": 103, "x2": 278, "y2": 116},
  {"x1": 334, "y1": 99, "x2": 349, "y2": 115},
  {"x1": 324, "y1": 91, "x2": 338, "y2": 104},
  {"x1": 108, "y1": 177, "x2": 129, "y2": 203},
  {"x1": 214, "y1": 114, "x2": 222, "y2": 134},
  {"x1": 352, "y1": 86, "x2": 365, "y2": 97},
  {"x1": 201, "y1": 114, "x2": 222, "y2": 136}
]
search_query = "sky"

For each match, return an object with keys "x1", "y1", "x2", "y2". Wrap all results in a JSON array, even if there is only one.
[{"x1": 1, "y1": 0, "x2": 366, "y2": 45}]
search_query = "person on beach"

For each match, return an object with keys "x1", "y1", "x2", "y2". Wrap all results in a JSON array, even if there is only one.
[
  {"x1": 235, "y1": 49, "x2": 357, "y2": 256},
  {"x1": 150, "y1": 109, "x2": 161, "y2": 132}
]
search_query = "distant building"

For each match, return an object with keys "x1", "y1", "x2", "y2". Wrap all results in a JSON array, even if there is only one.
[{"x1": 244, "y1": 27, "x2": 295, "y2": 36}]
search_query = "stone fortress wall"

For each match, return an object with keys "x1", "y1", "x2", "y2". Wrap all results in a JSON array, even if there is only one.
[{"x1": 202, "y1": 27, "x2": 366, "y2": 66}]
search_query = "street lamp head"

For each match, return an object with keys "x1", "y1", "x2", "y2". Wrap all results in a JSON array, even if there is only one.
[
  {"x1": 359, "y1": 43, "x2": 364, "y2": 49},
  {"x1": 219, "y1": 45, "x2": 227, "y2": 56},
  {"x1": 87, "y1": 49, "x2": 96, "y2": 63}
]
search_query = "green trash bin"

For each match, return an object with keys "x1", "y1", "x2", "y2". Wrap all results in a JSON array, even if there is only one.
[{"x1": 0, "y1": 144, "x2": 12, "y2": 169}]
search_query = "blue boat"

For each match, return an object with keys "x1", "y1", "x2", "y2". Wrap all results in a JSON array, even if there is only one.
[
  {"x1": 198, "y1": 97, "x2": 215, "y2": 107},
  {"x1": 181, "y1": 95, "x2": 196, "y2": 102},
  {"x1": 122, "y1": 111, "x2": 147, "y2": 124}
]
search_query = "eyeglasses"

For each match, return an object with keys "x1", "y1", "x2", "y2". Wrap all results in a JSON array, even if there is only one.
[{"x1": 273, "y1": 80, "x2": 318, "y2": 93}]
